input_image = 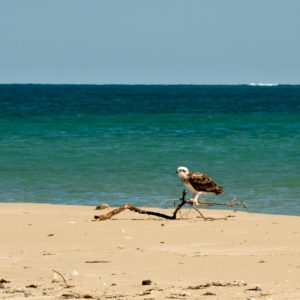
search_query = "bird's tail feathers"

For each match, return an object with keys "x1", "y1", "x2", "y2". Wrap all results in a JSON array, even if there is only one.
[{"x1": 214, "y1": 186, "x2": 224, "y2": 195}]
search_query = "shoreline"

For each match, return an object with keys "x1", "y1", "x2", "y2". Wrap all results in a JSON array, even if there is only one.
[
  {"x1": 1, "y1": 201, "x2": 299, "y2": 217},
  {"x1": 0, "y1": 203, "x2": 299, "y2": 299}
]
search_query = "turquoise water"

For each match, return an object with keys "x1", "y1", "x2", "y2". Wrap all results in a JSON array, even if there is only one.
[{"x1": 0, "y1": 85, "x2": 299, "y2": 215}]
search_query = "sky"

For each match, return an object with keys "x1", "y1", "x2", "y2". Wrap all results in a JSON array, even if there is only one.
[{"x1": 0, "y1": 0, "x2": 299, "y2": 84}]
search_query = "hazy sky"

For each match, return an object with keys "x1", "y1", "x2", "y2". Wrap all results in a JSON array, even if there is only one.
[{"x1": 1, "y1": 0, "x2": 299, "y2": 84}]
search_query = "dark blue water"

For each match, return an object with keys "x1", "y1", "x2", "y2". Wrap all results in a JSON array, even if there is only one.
[{"x1": 0, "y1": 84, "x2": 299, "y2": 215}]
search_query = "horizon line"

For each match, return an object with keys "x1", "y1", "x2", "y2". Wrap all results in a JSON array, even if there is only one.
[{"x1": 1, "y1": 82, "x2": 299, "y2": 86}]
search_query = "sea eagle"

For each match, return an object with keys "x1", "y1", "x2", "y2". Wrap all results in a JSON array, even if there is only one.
[{"x1": 176, "y1": 166, "x2": 223, "y2": 204}]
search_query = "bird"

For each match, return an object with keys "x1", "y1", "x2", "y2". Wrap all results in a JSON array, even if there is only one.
[{"x1": 176, "y1": 166, "x2": 223, "y2": 205}]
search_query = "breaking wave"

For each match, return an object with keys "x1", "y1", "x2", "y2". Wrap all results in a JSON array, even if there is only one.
[{"x1": 248, "y1": 83, "x2": 279, "y2": 87}]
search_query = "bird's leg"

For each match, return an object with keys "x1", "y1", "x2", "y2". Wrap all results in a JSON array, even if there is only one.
[
  {"x1": 189, "y1": 193, "x2": 197, "y2": 205},
  {"x1": 194, "y1": 193, "x2": 209, "y2": 206},
  {"x1": 185, "y1": 206, "x2": 193, "y2": 218},
  {"x1": 192, "y1": 203, "x2": 207, "y2": 220},
  {"x1": 193, "y1": 193, "x2": 200, "y2": 205},
  {"x1": 189, "y1": 193, "x2": 207, "y2": 220}
]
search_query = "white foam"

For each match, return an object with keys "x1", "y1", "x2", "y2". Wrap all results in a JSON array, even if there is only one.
[{"x1": 248, "y1": 83, "x2": 279, "y2": 86}]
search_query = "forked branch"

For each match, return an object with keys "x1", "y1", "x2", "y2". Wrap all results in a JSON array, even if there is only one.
[
  {"x1": 94, "y1": 190, "x2": 247, "y2": 221},
  {"x1": 95, "y1": 190, "x2": 188, "y2": 221}
]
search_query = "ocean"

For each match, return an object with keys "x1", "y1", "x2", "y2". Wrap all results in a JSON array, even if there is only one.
[{"x1": 0, "y1": 84, "x2": 299, "y2": 216}]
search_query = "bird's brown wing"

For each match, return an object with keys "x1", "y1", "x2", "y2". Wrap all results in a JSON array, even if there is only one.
[{"x1": 188, "y1": 172, "x2": 223, "y2": 194}]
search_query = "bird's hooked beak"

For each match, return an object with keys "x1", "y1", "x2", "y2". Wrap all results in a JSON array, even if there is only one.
[{"x1": 176, "y1": 170, "x2": 179, "y2": 174}]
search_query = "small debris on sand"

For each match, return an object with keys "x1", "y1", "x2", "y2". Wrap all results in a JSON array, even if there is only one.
[
  {"x1": 187, "y1": 281, "x2": 247, "y2": 290},
  {"x1": 246, "y1": 286, "x2": 262, "y2": 291},
  {"x1": 71, "y1": 270, "x2": 79, "y2": 277},
  {"x1": 61, "y1": 293, "x2": 77, "y2": 299},
  {"x1": 0, "y1": 279, "x2": 9, "y2": 289},
  {"x1": 170, "y1": 292, "x2": 190, "y2": 298},
  {"x1": 52, "y1": 273, "x2": 60, "y2": 283},
  {"x1": 83, "y1": 294, "x2": 95, "y2": 299},
  {"x1": 85, "y1": 260, "x2": 110, "y2": 264},
  {"x1": 61, "y1": 292, "x2": 93, "y2": 299},
  {"x1": 0, "y1": 279, "x2": 10, "y2": 284},
  {"x1": 95, "y1": 203, "x2": 110, "y2": 210},
  {"x1": 142, "y1": 279, "x2": 152, "y2": 286},
  {"x1": 26, "y1": 284, "x2": 38, "y2": 288},
  {"x1": 203, "y1": 291, "x2": 216, "y2": 296}
]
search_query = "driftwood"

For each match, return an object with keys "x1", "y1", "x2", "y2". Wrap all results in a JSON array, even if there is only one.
[
  {"x1": 94, "y1": 190, "x2": 248, "y2": 221},
  {"x1": 196, "y1": 197, "x2": 248, "y2": 210}
]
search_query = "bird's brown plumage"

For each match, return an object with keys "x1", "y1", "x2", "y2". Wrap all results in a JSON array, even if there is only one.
[{"x1": 188, "y1": 171, "x2": 223, "y2": 195}]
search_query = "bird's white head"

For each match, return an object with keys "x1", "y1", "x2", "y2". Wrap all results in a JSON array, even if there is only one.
[{"x1": 176, "y1": 166, "x2": 189, "y2": 180}]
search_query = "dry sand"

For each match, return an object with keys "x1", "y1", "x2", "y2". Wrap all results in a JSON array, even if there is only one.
[{"x1": 0, "y1": 203, "x2": 299, "y2": 300}]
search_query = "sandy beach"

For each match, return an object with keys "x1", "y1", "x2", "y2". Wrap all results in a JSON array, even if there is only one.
[{"x1": 0, "y1": 203, "x2": 299, "y2": 300}]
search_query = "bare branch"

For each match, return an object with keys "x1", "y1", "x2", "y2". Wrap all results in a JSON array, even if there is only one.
[
  {"x1": 94, "y1": 190, "x2": 247, "y2": 221},
  {"x1": 95, "y1": 190, "x2": 187, "y2": 221}
]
